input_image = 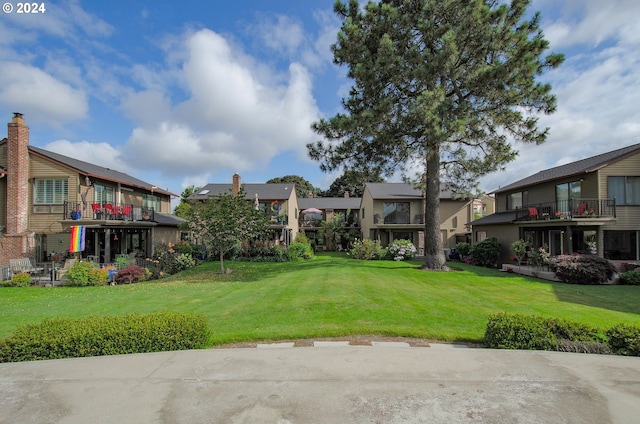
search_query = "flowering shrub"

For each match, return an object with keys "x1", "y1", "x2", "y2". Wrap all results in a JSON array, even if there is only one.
[
  {"x1": 387, "y1": 239, "x2": 417, "y2": 261},
  {"x1": 549, "y1": 255, "x2": 616, "y2": 284},
  {"x1": 349, "y1": 239, "x2": 386, "y2": 260}
]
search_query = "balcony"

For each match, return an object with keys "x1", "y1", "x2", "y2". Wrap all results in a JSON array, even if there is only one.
[
  {"x1": 64, "y1": 202, "x2": 155, "y2": 222},
  {"x1": 515, "y1": 198, "x2": 616, "y2": 222}
]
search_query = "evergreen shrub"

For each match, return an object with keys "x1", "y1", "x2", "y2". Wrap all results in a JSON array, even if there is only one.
[{"x1": 0, "y1": 312, "x2": 209, "y2": 362}]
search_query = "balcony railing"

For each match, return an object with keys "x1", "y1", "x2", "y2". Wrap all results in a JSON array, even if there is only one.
[
  {"x1": 64, "y1": 202, "x2": 155, "y2": 222},
  {"x1": 515, "y1": 198, "x2": 616, "y2": 222}
]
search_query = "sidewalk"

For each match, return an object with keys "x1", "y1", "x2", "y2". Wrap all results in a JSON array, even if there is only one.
[{"x1": 1, "y1": 344, "x2": 639, "y2": 423}]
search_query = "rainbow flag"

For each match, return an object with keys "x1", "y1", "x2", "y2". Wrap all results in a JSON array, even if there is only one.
[{"x1": 69, "y1": 226, "x2": 85, "y2": 252}]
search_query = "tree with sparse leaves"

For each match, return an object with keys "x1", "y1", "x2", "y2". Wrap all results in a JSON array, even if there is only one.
[
  {"x1": 188, "y1": 188, "x2": 270, "y2": 273},
  {"x1": 309, "y1": 0, "x2": 563, "y2": 270}
]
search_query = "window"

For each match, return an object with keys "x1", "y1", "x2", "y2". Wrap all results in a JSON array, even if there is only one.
[
  {"x1": 476, "y1": 231, "x2": 487, "y2": 242},
  {"x1": 507, "y1": 191, "x2": 528, "y2": 210},
  {"x1": 608, "y1": 176, "x2": 640, "y2": 205},
  {"x1": 94, "y1": 184, "x2": 115, "y2": 204},
  {"x1": 604, "y1": 230, "x2": 638, "y2": 260},
  {"x1": 143, "y1": 194, "x2": 160, "y2": 211},
  {"x1": 383, "y1": 202, "x2": 410, "y2": 224},
  {"x1": 556, "y1": 181, "x2": 581, "y2": 211},
  {"x1": 34, "y1": 178, "x2": 68, "y2": 205}
]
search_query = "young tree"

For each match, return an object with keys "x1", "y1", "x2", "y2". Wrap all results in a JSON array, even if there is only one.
[
  {"x1": 174, "y1": 185, "x2": 200, "y2": 219},
  {"x1": 309, "y1": 0, "x2": 563, "y2": 270},
  {"x1": 188, "y1": 189, "x2": 270, "y2": 273}
]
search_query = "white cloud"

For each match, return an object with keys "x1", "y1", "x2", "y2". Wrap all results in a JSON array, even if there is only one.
[
  {"x1": 120, "y1": 29, "x2": 320, "y2": 181},
  {"x1": 0, "y1": 62, "x2": 88, "y2": 125},
  {"x1": 44, "y1": 139, "x2": 123, "y2": 172}
]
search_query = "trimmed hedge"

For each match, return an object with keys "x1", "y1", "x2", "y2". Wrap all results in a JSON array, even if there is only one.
[
  {"x1": 484, "y1": 312, "x2": 638, "y2": 356},
  {"x1": 0, "y1": 312, "x2": 210, "y2": 363},
  {"x1": 606, "y1": 324, "x2": 640, "y2": 356}
]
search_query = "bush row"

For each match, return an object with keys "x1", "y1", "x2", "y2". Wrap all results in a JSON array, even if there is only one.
[
  {"x1": 0, "y1": 312, "x2": 210, "y2": 363},
  {"x1": 484, "y1": 312, "x2": 640, "y2": 356},
  {"x1": 348, "y1": 239, "x2": 418, "y2": 261}
]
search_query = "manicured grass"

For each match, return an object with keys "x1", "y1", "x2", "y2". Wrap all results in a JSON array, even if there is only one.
[{"x1": 1, "y1": 253, "x2": 639, "y2": 344}]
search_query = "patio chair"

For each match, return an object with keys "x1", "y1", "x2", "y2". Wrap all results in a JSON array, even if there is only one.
[
  {"x1": 56, "y1": 259, "x2": 77, "y2": 281},
  {"x1": 527, "y1": 207, "x2": 539, "y2": 219}
]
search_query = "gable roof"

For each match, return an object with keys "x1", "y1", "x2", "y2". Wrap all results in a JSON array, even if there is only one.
[
  {"x1": 153, "y1": 212, "x2": 186, "y2": 226},
  {"x1": 364, "y1": 182, "x2": 457, "y2": 200},
  {"x1": 0, "y1": 138, "x2": 176, "y2": 197},
  {"x1": 494, "y1": 142, "x2": 640, "y2": 194},
  {"x1": 298, "y1": 197, "x2": 362, "y2": 210},
  {"x1": 189, "y1": 183, "x2": 296, "y2": 201}
]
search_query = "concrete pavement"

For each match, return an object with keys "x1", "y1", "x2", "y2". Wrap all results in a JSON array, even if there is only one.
[{"x1": 1, "y1": 343, "x2": 639, "y2": 423}]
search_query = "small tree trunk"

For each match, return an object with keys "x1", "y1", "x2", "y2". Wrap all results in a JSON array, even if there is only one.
[
  {"x1": 422, "y1": 143, "x2": 449, "y2": 271},
  {"x1": 219, "y1": 251, "x2": 225, "y2": 274}
]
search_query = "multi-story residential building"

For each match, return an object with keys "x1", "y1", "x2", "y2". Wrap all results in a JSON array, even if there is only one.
[
  {"x1": 189, "y1": 173, "x2": 300, "y2": 245},
  {"x1": 360, "y1": 183, "x2": 481, "y2": 254},
  {"x1": 471, "y1": 143, "x2": 640, "y2": 266},
  {"x1": 0, "y1": 113, "x2": 182, "y2": 267},
  {"x1": 298, "y1": 193, "x2": 361, "y2": 250}
]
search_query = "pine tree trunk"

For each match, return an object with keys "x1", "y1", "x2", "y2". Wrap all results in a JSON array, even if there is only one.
[
  {"x1": 422, "y1": 143, "x2": 449, "y2": 271},
  {"x1": 219, "y1": 251, "x2": 225, "y2": 274}
]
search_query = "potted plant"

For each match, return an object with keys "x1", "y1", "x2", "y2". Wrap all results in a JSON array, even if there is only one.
[
  {"x1": 70, "y1": 209, "x2": 82, "y2": 220},
  {"x1": 277, "y1": 213, "x2": 287, "y2": 224}
]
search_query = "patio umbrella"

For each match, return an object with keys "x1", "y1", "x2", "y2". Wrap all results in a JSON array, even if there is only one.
[{"x1": 302, "y1": 207, "x2": 322, "y2": 214}]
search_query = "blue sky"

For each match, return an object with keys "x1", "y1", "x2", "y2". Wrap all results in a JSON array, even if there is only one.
[{"x1": 1, "y1": 0, "x2": 639, "y2": 204}]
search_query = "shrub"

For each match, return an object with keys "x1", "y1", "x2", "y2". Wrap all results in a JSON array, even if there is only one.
[
  {"x1": 294, "y1": 233, "x2": 311, "y2": 245},
  {"x1": 0, "y1": 312, "x2": 210, "y2": 362},
  {"x1": 64, "y1": 261, "x2": 98, "y2": 287},
  {"x1": 287, "y1": 242, "x2": 314, "y2": 260},
  {"x1": 619, "y1": 270, "x2": 640, "y2": 285},
  {"x1": 386, "y1": 239, "x2": 417, "y2": 261},
  {"x1": 483, "y1": 313, "x2": 556, "y2": 350},
  {"x1": 88, "y1": 267, "x2": 110, "y2": 286},
  {"x1": 1, "y1": 272, "x2": 32, "y2": 287},
  {"x1": 455, "y1": 242, "x2": 471, "y2": 259},
  {"x1": 606, "y1": 324, "x2": 640, "y2": 356},
  {"x1": 349, "y1": 239, "x2": 386, "y2": 260},
  {"x1": 620, "y1": 262, "x2": 640, "y2": 272},
  {"x1": 549, "y1": 255, "x2": 616, "y2": 284},
  {"x1": 114, "y1": 265, "x2": 147, "y2": 284},
  {"x1": 175, "y1": 253, "x2": 196, "y2": 271},
  {"x1": 237, "y1": 242, "x2": 289, "y2": 262},
  {"x1": 468, "y1": 237, "x2": 500, "y2": 268}
]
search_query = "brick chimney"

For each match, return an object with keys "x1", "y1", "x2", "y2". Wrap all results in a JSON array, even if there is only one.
[
  {"x1": 1, "y1": 113, "x2": 35, "y2": 265},
  {"x1": 344, "y1": 191, "x2": 349, "y2": 198},
  {"x1": 307, "y1": 191, "x2": 313, "y2": 198},
  {"x1": 232, "y1": 173, "x2": 241, "y2": 197},
  {"x1": 7, "y1": 113, "x2": 29, "y2": 235}
]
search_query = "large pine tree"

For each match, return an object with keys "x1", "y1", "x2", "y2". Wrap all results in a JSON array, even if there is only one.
[{"x1": 309, "y1": 0, "x2": 563, "y2": 269}]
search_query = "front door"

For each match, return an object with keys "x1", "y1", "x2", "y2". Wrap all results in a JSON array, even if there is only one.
[{"x1": 549, "y1": 230, "x2": 564, "y2": 256}]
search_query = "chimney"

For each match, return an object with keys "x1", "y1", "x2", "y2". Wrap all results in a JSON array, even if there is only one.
[
  {"x1": 232, "y1": 173, "x2": 241, "y2": 197},
  {"x1": 344, "y1": 191, "x2": 349, "y2": 198},
  {"x1": 307, "y1": 191, "x2": 313, "y2": 198},
  {"x1": 6, "y1": 112, "x2": 30, "y2": 235}
]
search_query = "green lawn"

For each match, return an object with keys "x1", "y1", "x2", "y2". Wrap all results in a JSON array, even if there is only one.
[{"x1": 1, "y1": 253, "x2": 639, "y2": 344}]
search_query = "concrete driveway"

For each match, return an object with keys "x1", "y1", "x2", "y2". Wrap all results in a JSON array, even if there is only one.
[{"x1": 1, "y1": 343, "x2": 639, "y2": 423}]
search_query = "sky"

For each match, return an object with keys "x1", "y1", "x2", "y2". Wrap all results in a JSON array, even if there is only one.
[{"x1": 1, "y1": 0, "x2": 639, "y2": 206}]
